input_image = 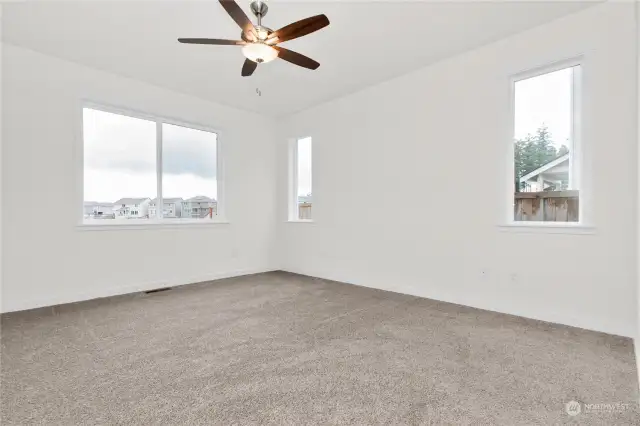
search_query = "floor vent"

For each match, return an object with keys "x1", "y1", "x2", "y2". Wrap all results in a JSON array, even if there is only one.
[{"x1": 144, "y1": 287, "x2": 172, "y2": 294}]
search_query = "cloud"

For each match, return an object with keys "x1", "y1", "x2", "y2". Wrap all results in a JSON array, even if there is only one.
[
  {"x1": 84, "y1": 108, "x2": 217, "y2": 179},
  {"x1": 162, "y1": 123, "x2": 217, "y2": 178}
]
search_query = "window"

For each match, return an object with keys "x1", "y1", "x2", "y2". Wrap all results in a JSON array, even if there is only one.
[
  {"x1": 82, "y1": 106, "x2": 221, "y2": 225},
  {"x1": 511, "y1": 62, "x2": 581, "y2": 223},
  {"x1": 290, "y1": 137, "x2": 312, "y2": 221}
]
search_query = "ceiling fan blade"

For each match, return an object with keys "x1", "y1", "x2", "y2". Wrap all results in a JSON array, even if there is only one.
[
  {"x1": 267, "y1": 14, "x2": 329, "y2": 44},
  {"x1": 178, "y1": 38, "x2": 245, "y2": 46},
  {"x1": 274, "y1": 46, "x2": 320, "y2": 70},
  {"x1": 219, "y1": 0, "x2": 257, "y2": 41},
  {"x1": 241, "y1": 59, "x2": 258, "y2": 77}
]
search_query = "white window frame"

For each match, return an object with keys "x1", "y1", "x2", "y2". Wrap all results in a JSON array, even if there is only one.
[
  {"x1": 288, "y1": 137, "x2": 313, "y2": 223},
  {"x1": 77, "y1": 101, "x2": 227, "y2": 230},
  {"x1": 501, "y1": 57, "x2": 594, "y2": 234}
]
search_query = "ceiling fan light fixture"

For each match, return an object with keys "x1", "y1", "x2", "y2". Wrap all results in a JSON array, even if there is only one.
[
  {"x1": 242, "y1": 42, "x2": 278, "y2": 63},
  {"x1": 178, "y1": 1, "x2": 330, "y2": 76}
]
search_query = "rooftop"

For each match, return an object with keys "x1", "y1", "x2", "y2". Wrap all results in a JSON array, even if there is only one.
[
  {"x1": 150, "y1": 197, "x2": 184, "y2": 204},
  {"x1": 113, "y1": 198, "x2": 150, "y2": 205}
]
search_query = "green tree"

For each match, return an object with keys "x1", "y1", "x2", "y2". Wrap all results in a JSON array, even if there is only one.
[{"x1": 514, "y1": 125, "x2": 568, "y2": 191}]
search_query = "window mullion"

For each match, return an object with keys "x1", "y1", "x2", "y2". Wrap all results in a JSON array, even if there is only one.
[
  {"x1": 157, "y1": 122, "x2": 163, "y2": 220},
  {"x1": 292, "y1": 141, "x2": 299, "y2": 220},
  {"x1": 572, "y1": 65, "x2": 583, "y2": 219},
  {"x1": 568, "y1": 67, "x2": 575, "y2": 190},
  {"x1": 215, "y1": 136, "x2": 223, "y2": 220}
]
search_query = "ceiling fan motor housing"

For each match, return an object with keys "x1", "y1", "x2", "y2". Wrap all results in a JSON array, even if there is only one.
[{"x1": 241, "y1": 25, "x2": 273, "y2": 42}]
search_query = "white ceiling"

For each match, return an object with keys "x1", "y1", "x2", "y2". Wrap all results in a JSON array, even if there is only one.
[{"x1": 3, "y1": 1, "x2": 597, "y2": 116}]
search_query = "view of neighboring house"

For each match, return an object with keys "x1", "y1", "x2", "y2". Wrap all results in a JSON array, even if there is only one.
[
  {"x1": 519, "y1": 153, "x2": 570, "y2": 192},
  {"x1": 148, "y1": 198, "x2": 183, "y2": 218},
  {"x1": 83, "y1": 202, "x2": 115, "y2": 218},
  {"x1": 85, "y1": 196, "x2": 219, "y2": 219},
  {"x1": 182, "y1": 196, "x2": 217, "y2": 218},
  {"x1": 112, "y1": 198, "x2": 151, "y2": 219}
]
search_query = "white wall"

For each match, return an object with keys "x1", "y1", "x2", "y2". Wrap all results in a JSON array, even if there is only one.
[
  {"x1": 278, "y1": 3, "x2": 638, "y2": 337},
  {"x1": 1, "y1": 44, "x2": 278, "y2": 312}
]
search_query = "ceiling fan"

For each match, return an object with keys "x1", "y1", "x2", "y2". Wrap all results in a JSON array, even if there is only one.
[{"x1": 178, "y1": 0, "x2": 329, "y2": 77}]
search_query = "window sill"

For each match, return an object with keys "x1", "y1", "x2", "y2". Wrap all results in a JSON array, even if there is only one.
[
  {"x1": 77, "y1": 219, "x2": 230, "y2": 231},
  {"x1": 287, "y1": 219, "x2": 314, "y2": 224},
  {"x1": 498, "y1": 222, "x2": 595, "y2": 235}
]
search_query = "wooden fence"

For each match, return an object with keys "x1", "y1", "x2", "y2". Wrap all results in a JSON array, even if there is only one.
[
  {"x1": 514, "y1": 190, "x2": 579, "y2": 222},
  {"x1": 298, "y1": 203, "x2": 312, "y2": 220}
]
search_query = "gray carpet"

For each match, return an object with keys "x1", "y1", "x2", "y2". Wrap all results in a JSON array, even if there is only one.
[{"x1": 1, "y1": 272, "x2": 638, "y2": 425}]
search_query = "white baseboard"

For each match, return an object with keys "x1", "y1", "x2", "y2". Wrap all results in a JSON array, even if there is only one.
[
  {"x1": 1, "y1": 267, "x2": 275, "y2": 314},
  {"x1": 281, "y1": 267, "x2": 635, "y2": 338}
]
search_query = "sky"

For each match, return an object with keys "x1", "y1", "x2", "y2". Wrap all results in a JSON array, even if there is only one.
[
  {"x1": 83, "y1": 108, "x2": 217, "y2": 203},
  {"x1": 514, "y1": 66, "x2": 574, "y2": 149},
  {"x1": 297, "y1": 137, "x2": 312, "y2": 196}
]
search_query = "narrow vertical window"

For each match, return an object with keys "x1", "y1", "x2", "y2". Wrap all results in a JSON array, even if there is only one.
[
  {"x1": 292, "y1": 137, "x2": 312, "y2": 220},
  {"x1": 513, "y1": 63, "x2": 581, "y2": 222}
]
